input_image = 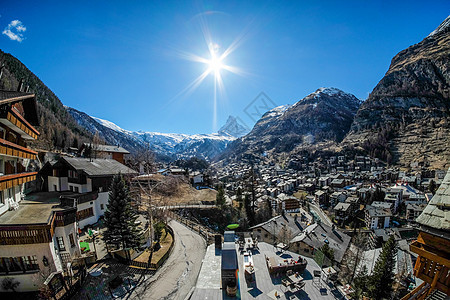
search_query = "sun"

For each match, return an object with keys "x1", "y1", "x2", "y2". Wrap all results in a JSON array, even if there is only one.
[
  {"x1": 171, "y1": 32, "x2": 247, "y2": 131},
  {"x1": 207, "y1": 54, "x2": 224, "y2": 75}
]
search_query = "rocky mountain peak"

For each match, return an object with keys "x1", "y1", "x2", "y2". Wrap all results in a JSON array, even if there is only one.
[
  {"x1": 218, "y1": 115, "x2": 249, "y2": 138},
  {"x1": 296, "y1": 87, "x2": 361, "y2": 113},
  {"x1": 428, "y1": 15, "x2": 450, "y2": 37}
]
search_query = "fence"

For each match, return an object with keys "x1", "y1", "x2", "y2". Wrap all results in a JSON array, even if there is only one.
[
  {"x1": 160, "y1": 201, "x2": 215, "y2": 209},
  {"x1": 166, "y1": 210, "x2": 217, "y2": 244},
  {"x1": 111, "y1": 224, "x2": 176, "y2": 271}
]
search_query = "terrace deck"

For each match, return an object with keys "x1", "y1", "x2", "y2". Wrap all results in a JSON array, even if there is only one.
[{"x1": 190, "y1": 242, "x2": 343, "y2": 299}]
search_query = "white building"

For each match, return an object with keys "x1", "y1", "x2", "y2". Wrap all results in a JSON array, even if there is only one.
[
  {"x1": 40, "y1": 157, "x2": 138, "y2": 229},
  {"x1": 365, "y1": 205, "x2": 392, "y2": 229}
]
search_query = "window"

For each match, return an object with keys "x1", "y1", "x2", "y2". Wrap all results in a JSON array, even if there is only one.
[
  {"x1": 56, "y1": 236, "x2": 66, "y2": 251},
  {"x1": 22, "y1": 256, "x2": 38, "y2": 271},
  {"x1": 8, "y1": 257, "x2": 22, "y2": 272},
  {"x1": 0, "y1": 127, "x2": 4, "y2": 139},
  {"x1": 74, "y1": 186, "x2": 79, "y2": 193},
  {"x1": 0, "y1": 256, "x2": 39, "y2": 274},
  {"x1": 54, "y1": 185, "x2": 58, "y2": 192},
  {"x1": 100, "y1": 204, "x2": 104, "y2": 210},
  {"x1": 77, "y1": 207, "x2": 94, "y2": 220},
  {"x1": 0, "y1": 191, "x2": 3, "y2": 205},
  {"x1": 69, "y1": 170, "x2": 78, "y2": 179},
  {"x1": 69, "y1": 186, "x2": 73, "y2": 192},
  {"x1": 69, "y1": 233, "x2": 75, "y2": 248},
  {"x1": 7, "y1": 131, "x2": 17, "y2": 143}
]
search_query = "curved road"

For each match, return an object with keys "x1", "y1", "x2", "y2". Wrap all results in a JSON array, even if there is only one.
[
  {"x1": 128, "y1": 220, "x2": 206, "y2": 300},
  {"x1": 309, "y1": 202, "x2": 333, "y2": 227}
]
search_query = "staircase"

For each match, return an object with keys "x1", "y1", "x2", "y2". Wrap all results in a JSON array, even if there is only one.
[{"x1": 426, "y1": 289, "x2": 448, "y2": 300}]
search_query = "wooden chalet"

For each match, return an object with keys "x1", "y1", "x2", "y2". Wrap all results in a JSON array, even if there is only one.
[
  {"x1": 39, "y1": 156, "x2": 138, "y2": 228},
  {"x1": 0, "y1": 90, "x2": 39, "y2": 216},
  {"x1": 79, "y1": 143, "x2": 130, "y2": 164},
  {"x1": 402, "y1": 167, "x2": 450, "y2": 299}
]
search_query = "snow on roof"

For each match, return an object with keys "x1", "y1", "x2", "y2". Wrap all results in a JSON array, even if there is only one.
[{"x1": 416, "y1": 167, "x2": 450, "y2": 231}]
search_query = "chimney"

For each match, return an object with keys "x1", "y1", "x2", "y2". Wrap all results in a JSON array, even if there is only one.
[
  {"x1": 0, "y1": 64, "x2": 4, "y2": 81},
  {"x1": 17, "y1": 78, "x2": 25, "y2": 92}
]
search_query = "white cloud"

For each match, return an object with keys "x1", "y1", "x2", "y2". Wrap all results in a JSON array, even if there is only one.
[{"x1": 2, "y1": 19, "x2": 27, "y2": 42}]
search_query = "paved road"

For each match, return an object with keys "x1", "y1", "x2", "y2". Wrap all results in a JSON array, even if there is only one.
[
  {"x1": 157, "y1": 204, "x2": 216, "y2": 209},
  {"x1": 127, "y1": 220, "x2": 206, "y2": 300},
  {"x1": 309, "y1": 203, "x2": 333, "y2": 227}
]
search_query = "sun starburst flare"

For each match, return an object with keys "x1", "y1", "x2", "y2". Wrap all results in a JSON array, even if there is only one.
[{"x1": 169, "y1": 27, "x2": 247, "y2": 131}]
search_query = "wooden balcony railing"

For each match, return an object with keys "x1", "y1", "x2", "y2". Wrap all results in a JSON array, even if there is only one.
[
  {"x1": 0, "y1": 224, "x2": 53, "y2": 245},
  {"x1": 53, "y1": 209, "x2": 77, "y2": 227},
  {"x1": 4, "y1": 109, "x2": 39, "y2": 140},
  {"x1": 60, "y1": 191, "x2": 99, "y2": 205},
  {"x1": 0, "y1": 138, "x2": 37, "y2": 159},
  {"x1": 411, "y1": 253, "x2": 449, "y2": 294},
  {"x1": 0, "y1": 172, "x2": 37, "y2": 191},
  {"x1": 409, "y1": 237, "x2": 450, "y2": 297}
]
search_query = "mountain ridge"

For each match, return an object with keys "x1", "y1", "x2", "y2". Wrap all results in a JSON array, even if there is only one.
[
  {"x1": 344, "y1": 16, "x2": 450, "y2": 169},
  {"x1": 218, "y1": 87, "x2": 361, "y2": 162},
  {"x1": 68, "y1": 107, "x2": 236, "y2": 160}
]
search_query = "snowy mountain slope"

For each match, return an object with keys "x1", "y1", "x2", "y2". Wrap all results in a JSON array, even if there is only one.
[
  {"x1": 217, "y1": 87, "x2": 360, "y2": 162},
  {"x1": 68, "y1": 107, "x2": 236, "y2": 160}
]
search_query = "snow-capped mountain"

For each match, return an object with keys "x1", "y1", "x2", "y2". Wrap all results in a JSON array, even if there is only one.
[
  {"x1": 218, "y1": 87, "x2": 360, "y2": 162},
  {"x1": 68, "y1": 107, "x2": 235, "y2": 160},
  {"x1": 218, "y1": 116, "x2": 250, "y2": 138}
]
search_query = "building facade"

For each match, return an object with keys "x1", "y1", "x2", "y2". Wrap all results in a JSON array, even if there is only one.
[{"x1": 40, "y1": 157, "x2": 138, "y2": 229}]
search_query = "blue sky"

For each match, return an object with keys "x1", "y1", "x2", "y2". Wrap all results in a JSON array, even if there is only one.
[{"x1": 1, "y1": 1, "x2": 448, "y2": 134}]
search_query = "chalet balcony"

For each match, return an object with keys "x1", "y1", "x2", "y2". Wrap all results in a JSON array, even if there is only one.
[
  {"x1": 410, "y1": 241, "x2": 449, "y2": 294},
  {"x1": 0, "y1": 108, "x2": 39, "y2": 140},
  {"x1": 60, "y1": 191, "x2": 99, "y2": 206},
  {"x1": 0, "y1": 138, "x2": 37, "y2": 159},
  {"x1": 0, "y1": 172, "x2": 37, "y2": 191},
  {"x1": 0, "y1": 224, "x2": 53, "y2": 245},
  {"x1": 402, "y1": 232, "x2": 450, "y2": 299},
  {"x1": 53, "y1": 209, "x2": 77, "y2": 227}
]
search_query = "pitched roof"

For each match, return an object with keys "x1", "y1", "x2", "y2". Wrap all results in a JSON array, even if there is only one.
[
  {"x1": 416, "y1": 167, "x2": 450, "y2": 232},
  {"x1": 0, "y1": 90, "x2": 34, "y2": 102},
  {"x1": 83, "y1": 143, "x2": 130, "y2": 154},
  {"x1": 62, "y1": 157, "x2": 138, "y2": 177},
  {"x1": 0, "y1": 90, "x2": 39, "y2": 125},
  {"x1": 334, "y1": 202, "x2": 351, "y2": 212},
  {"x1": 290, "y1": 223, "x2": 351, "y2": 263},
  {"x1": 365, "y1": 205, "x2": 392, "y2": 217},
  {"x1": 249, "y1": 214, "x2": 303, "y2": 237}
]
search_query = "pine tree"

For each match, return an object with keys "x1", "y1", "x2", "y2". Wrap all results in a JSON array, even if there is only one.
[
  {"x1": 369, "y1": 186, "x2": 385, "y2": 204},
  {"x1": 368, "y1": 235, "x2": 397, "y2": 299},
  {"x1": 103, "y1": 174, "x2": 141, "y2": 251},
  {"x1": 353, "y1": 265, "x2": 369, "y2": 299},
  {"x1": 429, "y1": 180, "x2": 437, "y2": 195},
  {"x1": 216, "y1": 186, "x2": 226, "y2": 207},
  {"x1": 320, "y1": 243, "x2": 335, "y2": 263},
  {"x1": 236, "y1": 187, "x2": 243, "y2": 209},
  {"x1": 244, "y1": 194, "x2": 255, "y2": 226}
]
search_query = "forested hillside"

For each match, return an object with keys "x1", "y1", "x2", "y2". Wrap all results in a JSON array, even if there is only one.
[{"x1": 0, "y1": 49, "x2": 93, "y2": 151}]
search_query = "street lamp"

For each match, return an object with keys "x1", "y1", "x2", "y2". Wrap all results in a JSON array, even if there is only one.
[{"x1": 89, "y1": 229, "x2": 98, "y2": 260}]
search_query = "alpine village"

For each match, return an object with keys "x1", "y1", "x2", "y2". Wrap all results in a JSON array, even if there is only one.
[{"x1": 0, "y1": 8, "x2": 449, "y2": 300}]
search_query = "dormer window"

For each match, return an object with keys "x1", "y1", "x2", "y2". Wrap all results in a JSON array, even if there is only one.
[{"x1": 68, "y1": 170, "x2": 78, "y2": 179}]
